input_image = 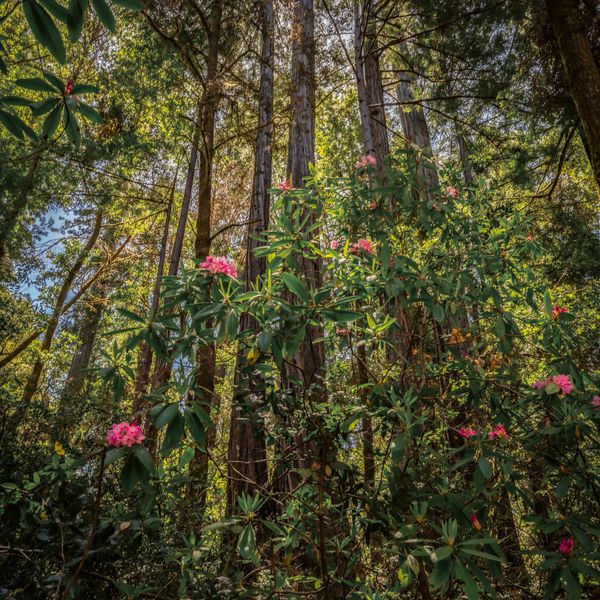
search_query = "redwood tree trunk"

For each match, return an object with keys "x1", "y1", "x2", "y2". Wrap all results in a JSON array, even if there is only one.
[
  {"x1": 545, "y1": 0, "x2": 600, "y2": 193},
  {"x1": 188, "y1": 0, "x2": 223, "y2": 511},
  {"x1": 21, "y1": 210, "x2": 103, "y2": 406},
  {"x1": 362, "y1": 0, "x2": 389, "y2": 179},
  {"x1": 226, "y1": 0, "x2": 273, "y2": 513}
]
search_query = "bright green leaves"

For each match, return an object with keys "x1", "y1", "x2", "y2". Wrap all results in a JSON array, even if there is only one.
[{"x1": 91, "y1": 0, "x2": 116, "y2": 31}]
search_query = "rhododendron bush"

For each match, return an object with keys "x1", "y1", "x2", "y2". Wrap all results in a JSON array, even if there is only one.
[
  {"x1": 2, "y1": 159, "x2": 599, "y2": 598},
  {"x1": 71, "y1": 158, "x2": 597, "y2": 597}
]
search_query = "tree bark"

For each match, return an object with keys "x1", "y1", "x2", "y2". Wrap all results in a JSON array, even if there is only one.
[
  {"x1": 362, "y1": 0, "x2": 389, "y2": 179},
  {"x1": 188, "y1": 0, "x2": 223, "y2": 511},
  {"x1": 21, "y1": 209, "x2": 103, "y2": 406},
  {"x1": 132, "y1": 173, "x2": 176, "y2": 412},
  {"x1": 226, "y1": 0, "x2": 273, "y2": 513},
  {"x1": 545, "y1": 0, "x2": 600, "y2": 193},
  {"x1": 396, "y1": 63, "x2": 440, "y2": 198}
]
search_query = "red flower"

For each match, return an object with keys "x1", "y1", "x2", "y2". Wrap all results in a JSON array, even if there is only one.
[
  {"x1": 277, "y1": 179, "x2": 292, "y2": 192},
  {"x1": 458, "y1": 427, "x2": 477, "y2": 440},
  {"x1": 552, "y1": 305, "x2": 568, "y2": 320},
  {"x1": 469, "y1": 514, "x2": 482, "y2": 531},
  {"x1": 558, "y1": 538, "x2": 574, "y2": 556},
  {"x1": 64, "y1": 80, "x2": 74, "y2": 95}
]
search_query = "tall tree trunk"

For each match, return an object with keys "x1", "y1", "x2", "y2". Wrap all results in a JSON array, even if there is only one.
[
  {"x1": 545, "y1": 0, "x2": 600, "y2": 193},
  {"x1": 151, "y1": 109, "x2": 201, "y2": 392},
  {"x1": 226, "y1": 0, "x2": 273, "y2": 514},
  {"x1": 396, "y1": 63, "x2": 440, "y2": 198},
  {"x1": 275, "y1": 0, "x2": 326, "y2": 495},
  {"x1": 55, "y1": 275, "x2": 111, "y2": 439},
  {"x1": 188, "y1": 0, "x2": 223, "y2": 511},
  {"x1": 354, "y1": 2, "x2": 374, "y2": 156},
  {"x1": 361, "y1": 0, "x2": 389, "y2": 180},
  {"x1": 132, "y1": 173, "x2": 176, "y2": 412},
  {"x1": 21, "y1": 210, "x2": 103, "y2": 406},
  {"x1": 356, "y1": 344, "x2": 374, "y2": 487}
]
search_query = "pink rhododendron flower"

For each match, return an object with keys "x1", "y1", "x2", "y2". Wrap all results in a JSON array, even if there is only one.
[
  {"x1": 369, "y1": 200, "x2": 378, "y2": 210},
  {"x1": 106, "y1": 422, "x2": 145, "y2": 448},
  {"x1": 469, "y1": 514, "x2": 482, "y2": 531},
  {"x1": 552, "y1": 305, "x2": 568, "y2": 320},
  {"x1": 277, "y1": 179, "x2": 292, "y2": 192},
  {"x1": 330, "y1": 240, "x2": 340, "y2": 250},
  {"x1": 350, "y1": 239, "x2": 373, "y2": 254},
  {"x1": 64, "y1": 80, "x2": 74, "y2": 95},
  {"x1": 458, "y1": 427, "x2": 477, "y2": 439},
  {"x1": 552, "y1": 374, "x2": 573, "y2": 395},
  {"x1": 355, "y1": 155, "x2": 377, "y2": 169},
  {"x1": 533, "y1": 378, "x2": 550, "y2": 389},
  {"x1": 558, "y1": 538, "x2": 574, "y2": 556},
  {"x1": 592, "y1": 395, "x2": 600, "y2": 408},
  {"x1": 200, "y1": 255, "x2": 237, "y2": 278},
  {"x1": 527, "y1": 232, "x2": 535, "y2": 241},
  {"x1": 488, "y1": 424, "x2": 508, "y2": 440},
  {"x1": 445, "y1": 186, "x2": 459, "y2": 198}
]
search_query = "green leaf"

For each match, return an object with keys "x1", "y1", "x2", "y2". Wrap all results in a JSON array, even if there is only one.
[
  {"x1": 0, "y1": 109, "x2": 25, "y2": 139},
  {"x1": 179, "y1": 447, "x2": 195, "y2": 467},
  {"x1": 42, "y1": 104, "x2": 62, "y2": 138},
  {"x1": 23, "y1": 0, "x2": 66, "y2": 63},
  {"x1": 133, "y1": 445, "x2": 154, "y2": 472},
  {"x1": 0, "y1": 96, "x2": 33, "y2": 107},
  {"x1": 78, "y1": 101, "x2": 103, "y2": 123},
  {"x1": 154, "y1": 403, "x2": 179, "y2": 430},
  {"x1": 430, "y1": 557, "x2": 453, "y2": 590},
  {"x1": 31, "y1": 97, "x2": 60, "y2": 117},
  {"x1": 460, "y1": 548, "x2": 504, "y2": 562},
  {"x1": 281, "y1": 272, "x2": 311, "y2": 303},
  {"x1": 91, "y1": 0, "x2": 115, "y2": 30},
  {"x1": 120, "y1": 453, "x2": 145, "y2": 492},
  {"x1": 432, "y1": 546, "x2": 454, "y2": 562},
  {"x1": 478, "y1": 457, "x2": 492, "y2": 480},
  {"x1": 63, "y1": 106, "x2": 80, "y2": 146},
  {"x1": 42, "y1": 70, "x2": 65, "y2": 91},
  {"x1": 321, "y1": 309, "x2": 362, "y2": 323},
  {"x1": 237, "y1": 524, "x2": 258, "y2": 563},
  {"x1": 117, "y1": 308, "x2": 146, "y2": 323},
  {"x1": 160, "y1": 413, "x2": 184, "y2": 456},
  {"x1": 494, "y1": 316, "x2": 505, "y2": 338},
  {"x1": 111, "y1": 0, "x2": 143, "y2": 9},
  {"x1": 454, "y1": 559, "x2": 479, "y2": 600},
  {"x1": 104, "y1": 447, "x2": 127, "y2": 466},
  {"x1": 543, "y1": 290, "x2": 553, "y2": 316},
  {"x1": 67, "y1": 0, "x2": 88, "y2": 42},
  {"x1": 183, "y1": 410, "x2": 206, "y2": 449},
  {"x1": 37, "y1": 0, "x2": 69, "y2": 22},
  {"x1": 71, "y1": 83, "x2": 100, "y2": 95},
  {"x1": 431, "y1": 303, "x2": 445, "y2": 323},
  {"x1": 16, "y1": 77, "x2": 57, "y2": 93}
]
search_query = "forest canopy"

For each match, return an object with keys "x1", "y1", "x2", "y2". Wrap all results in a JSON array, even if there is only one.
[{"x1": 1, "y1": 0, "x2": 600, "y2": 598}]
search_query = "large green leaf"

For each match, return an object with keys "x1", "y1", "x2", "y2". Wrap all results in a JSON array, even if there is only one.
[
  {"x1": 281, "y1": 272, "x2": 311, "y2": 303},
  {"x1": 78, "y1": 101, "x2": 103, "y2": 123},
  {"x1": 67, "y1": 0, "x2": 88, "y2": 42},
  {"x1": 31, "y1": 97, "x2": 60, "y2": 117},
  {"x1": 22, "y1": 0, "x2": 66, "y2": 63},
  {"x1": 154, "y1": 403, "x2": 179, "y2": 429},
  {"x1": 37, "y1": 0, "x2": 69, "y2": 22},
  {"x1": 321, "y1": 309, "x2": 362, "y2": 323},
  {"x1": 42, "y1": 104, "x2": 62, "y2": 138},
  {"x1": 91, "y1": 0, "x2": 115, "y2": 30},
  {"x1": 63, "y1": 106, "x2": 81, "y2": 146},
  {"x1": 16, "y1": 77, "x2": 57, "y2": 93}
]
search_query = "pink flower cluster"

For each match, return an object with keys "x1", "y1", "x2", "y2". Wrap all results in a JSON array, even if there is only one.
[
  {"x1": 200, "y1": 255, "x2": 237, "y2": 278},
  {"x1": 552, "y1": 305, "x2": 568, "y2": 320},
  {"x1": 330, "y1": 240, "x2": 341, "y2": 250},
  {"x1": 488, "y1": 424, "x2": 508, "y2": 440},
  {"x1": 350, "y1": 239, "x2": 373, "y2": 254},
  {"x1": 592, "y1": 396, "x2": 600, "y2": 408},
  {"x1": 533, "y1": 374, "x2": 573, "y2": 395},
  {"x1": 558, "y1": 538, "x2": 574, "y2": 556},
  {"x1": 445, "y1": 186, "x2": 459, "y2": 198},
  {"x1": 356, "y1": 155, "x2": 377, "y2": 169},
  {"x1": 459, "y1": 427, "x2": 477, "y2": 439},
  {"x1": 369, "y1": 200, "x2": 378, "y2": 210},
  {"x1": 277, "y1": 179, "x2": 292, "y2": 192},
  {"x1": 106, "y1": 422, "x2": 145, "y2": 447}
]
